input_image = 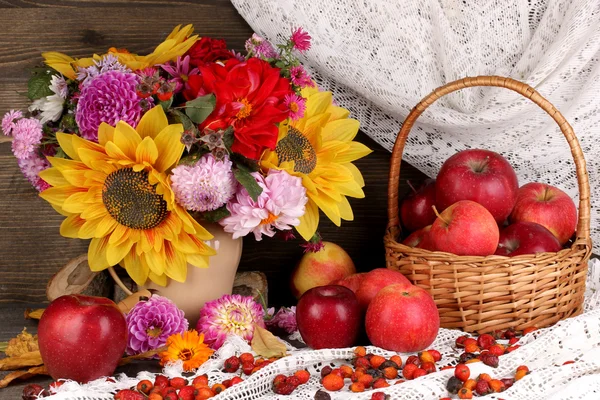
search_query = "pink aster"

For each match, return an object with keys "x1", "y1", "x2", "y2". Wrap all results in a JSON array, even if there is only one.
[
  {"x1": 289, "y1": 65, "x2": 315, "y2": 88},
  {"x1": 196, "y1": 294, "x2": 265, "y2": 350},
  {"x1": 284, "y1": 93, "x2": 306, "y2": 120},
  {"x1": 2, "y1": 110, "x2": 22, "y2": 136},
  {"x1": 265, "y1": 306, "x2": 297, "y2": 334},
  {"x1": 291, "y1": 27, "x2": 311, "y2": 52},
  {"x1": 11, "y1": 118, "x2": 43, "y2": 160},
  {"x1": 245, "y1": 33, "x2": 278, "y2": 59},
  {"x1": 17, "y1": 152, "x2": 50, "y2": 192},
  {"x1": 170, "y1": 154, "x2": 236, "y2": 212},
  {"x1": 161, "y1": 55, "x2": 199, "y2": 93},
  {"x1": 219, "y1": 169, "x2": 308, "y2": 240}
]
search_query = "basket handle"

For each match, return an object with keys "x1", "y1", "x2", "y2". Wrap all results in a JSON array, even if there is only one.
[{"x1": 387, "y1": 76, "x2": 591, "y2": 244}]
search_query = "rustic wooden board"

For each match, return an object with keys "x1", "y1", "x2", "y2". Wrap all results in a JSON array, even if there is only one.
[{"x1": 0, "y1": 0, "x2": 427, "y2": 308}]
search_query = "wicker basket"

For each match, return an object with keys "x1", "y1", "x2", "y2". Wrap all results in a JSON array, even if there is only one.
[{"x1": 384, "y1": 76, "x2": 592, "y2": 333}]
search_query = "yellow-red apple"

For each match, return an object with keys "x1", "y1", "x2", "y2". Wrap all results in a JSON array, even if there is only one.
[
  {"x1": 509, "y1": 182, "x2": 577, "y2": 245},
  {"x1": 402, "y1": 225, "x2": 434, "y2": 250},
  {"x1": 496, "y1": 221, "x2": 562, "y2": 256},
  {"x1": 290, "y1": 241, "x2": 356, "y2": 299}
]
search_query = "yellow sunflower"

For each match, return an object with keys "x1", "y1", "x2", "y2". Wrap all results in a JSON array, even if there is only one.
[
  {"x1": 39, "y1": 106, "x2": 215, "y2": 286},
  {"x1": 261, "y1": 87, "x2": 372, "y2": 241},
  {"x1": 42, "y1": 24, "x2": 198, "y2": 79},
  {"x1": 159, "y1": 330, "x2": 214, "y2": 372}
]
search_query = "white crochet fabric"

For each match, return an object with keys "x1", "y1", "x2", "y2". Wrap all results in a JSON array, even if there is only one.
[
  {"x1": 43, "y1": 259, "x2": 600, "y2": 400},
  {"x1": 231, "y1": 0, "x2": 600, "y2": 253}
]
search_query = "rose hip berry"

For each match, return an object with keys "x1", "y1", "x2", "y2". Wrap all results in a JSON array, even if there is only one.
[
  {"x1": 320, "y1": 365, "x2": 333, "y2": 378},
  {"x1": 402, "y1": 363, "x2": 419, "y2": 380},
  {"x1": 223, "y1": 355, "x2": 241, "y2": 373},
  {"x1": 427, "y1": 349, "x2": 442, "y2": 362},
  {"x1": 114, "y1": 390, "x2": 144, "y2": 400},
  {"x1": 371, "y1": 393, "x2": 390, "y2": 400},
  {"x1": 456, "y1": 335, "x2": 469, "y2": 347},
  {"x1": 418, "y1": 350, "x2": 435, "y2": 364},
  {"x1": 322, "y1": 374, "x2": 344, "y2": 391},
  {"x1": 489, "y1": 379, "x2": 506, "y2": 393},
  {"x1": 477, "y1": 333, "x2": 496, "y2": 350},
  {"x1": 314, "y1": 389, "x2": 332, "y2": 400},
  {"x1": 475, "y1": 379, "x2": 491, "y2": 396},
  {"x1": 372, "y1": 378, "x2": 390, "y2": 389},
  {"x1": 239, "y1": 352, "x2": 254, "y2": 364},
  {"x1": 405, "y1": 355, "x2": 420, "y2": 366},
  {"x1": 480, "y1": 353, "x2": 499, "y2": 368},
  {"x1": 178, "y1": 386, "x2": 196, "y2": 400},
  {"x1": 458, "y1": 387, "x2": 473, "y2": 399},
  {"x1": 154, "y1": 375, "x2": 170, "y2": 390},
  {"x1": 349, "y1": 382, "x2": 365, "y2": 392},
  {"x1": 446, "y1": 376, "x2": 463, "y2": 394},
  {"x1": 390, "y1": 355, "x2": 403, "y2": 368},
  {"x1": 136, "y1": 380, "x2": 153, "y2": 394},
  {"x1": 22, "y1": 384, "x2": 49, "y2": 400},
  {"x1": 295, "y1": 370, "x2": 311, "y2": 384},
  {"x1": 169, "y1": 377, "x2": 187, "y2": 389},
  {"x1": 454, "y1": 364, "x2": 470, "y2": 382}
]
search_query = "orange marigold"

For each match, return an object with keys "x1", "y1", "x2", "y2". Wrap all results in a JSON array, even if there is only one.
[{"x1": 159, "y1": 330, "x2": 214, "y2": 372}]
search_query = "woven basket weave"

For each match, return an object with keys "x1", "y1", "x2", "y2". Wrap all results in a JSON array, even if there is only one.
[{"x1": 384, "y1": 76, "x2": 592, "y2": 333}]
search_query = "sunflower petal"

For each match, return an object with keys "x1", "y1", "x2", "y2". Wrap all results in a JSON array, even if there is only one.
[
  {"x1": 337, "y1": 196, "x2": 354, "y2": 221},
  {"x1": 187, "y1": 253, "x2": 210, "y2": 269},
  {"x1": 154, "y1": 124, "x2": 184, "y2": 172},
  {"x1": 296, "y1": 200, "x2": 319, "y2": 241},
  {"x1": 122, "y1": 249, "x2": 149, "y2": 286},
  {"x1": 106, "y1": 239, "x2": 134, "y2": 266},
  {"x1": 333, "y1": 142, "x2": 372, "y2": 163},
  {"x1": 55, "y1": 133, "x2": 79, "y2": 160},
  {"x1": 60, "y1": 214, "x2": 85, "y2": 238},
  {"x1": 163, "y1": 242, "x2": 188, "y2": 282},
  {"x1": 62, "y1": 192, "x2": 90, "y2": 213},
  {"x1": 148, "y1": 271, "x2": 168, "y2": 286},
  {"x1": 113, "y1": 121, "x2": 142, "y2": 160},
  {"x1": 39, "y1": 186, "x2": 84, "y2": 207},
  {"x1": 88, "y1": 237, "x2": 111, "y2": 271},
  {"x1": 145, "y1": 250, "x2": 166, "y2": 276},
  {"x1": 343, "y1": 162, "x2": 365, "y2": 187},
  {"x1": 321, "y1": 119, "x2": 360, "y2": 142},
  {"x1": 136, "y1": 105, "x2": 168, "y2": 139},
  {"x1": 311, "y1": 192, "x2": 342, "y2": 226},
  {"x1": 80, "y1": 203, "x2": 108, "y2": 221},
  {"x1": 98, "y1": 123, "x2": 115, "y2": 146},
  {"x1": 38, "y1": 168, "x2": 67, "y2": 186},
  {"x1": 95, "y1": 214, "x2": 118, "y2": 238},
  {"x1": 135, "y1": 137, "x2": 159, "y2": 165},
  {"x1": 305, "y1": 91, "x2": 333, "y2": 118}
]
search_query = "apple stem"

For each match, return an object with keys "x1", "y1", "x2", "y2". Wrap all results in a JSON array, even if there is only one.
[
  {"x1": 432, "y1": 205, "x2": 449, "y2": 225},
  {"x1": 406, "y1": 180, "x2": 417, "y2": 194}
]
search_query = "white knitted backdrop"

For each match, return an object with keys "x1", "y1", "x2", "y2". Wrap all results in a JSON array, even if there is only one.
[{"x1": 231, "y1": 0, "x2": 600, "y2": 253}]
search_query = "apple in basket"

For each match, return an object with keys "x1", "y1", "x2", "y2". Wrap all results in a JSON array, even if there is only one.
[
  {"x1": 365, "y1": 283, "x2": 440, "y2": 352},
  {"x1": 290, "y1": 241, "x2": 356, "y2": 299},
  {"x1": 496, "y1": 221, "x2": 563, "y2": 256},
  {"x1": 400, "y1": 179, "x2": 437, "y2": 232},
  {"x1": 38, "y1": 294, "x2": 128, "y2": 383},
  {"x1": 509, "y1": 182, "x2": 577, "y2": 245},
  {"x1": 296, "y1": 285, "x2": 361, "y2": 349},
  {"x1": 435, "y1": 149, "x2": 519, "y2": 224},
  {"x1": 429, "y1": 200, "x2": 499, "y2": 256},
  {"x1": 402, "y1": 225, "x2": 435, "y2": 250}
]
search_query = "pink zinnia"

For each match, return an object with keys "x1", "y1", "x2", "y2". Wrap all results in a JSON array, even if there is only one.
[
  {"x1": 76, "y1": 71, "x2": 144, "y2": 141},
  {"x1": 170, "y1": 154, "x2": 236, "y2": 212},
  {"x1": 2, "y1": 110, "x2": 22, "y2": 136},
  {"x1": 220, "y1": 169, "x2": 308, "y2": 240},
  {"x1": 11, "y1": 118, "x2": 43, "y2": 160},
  {"x1": 284, "y1": 93, "x2": 306, "y2": 120},
  {"x1": 291, "y1": 27, "x2": 311, "y2": 52},
  {"x1": 196, "y1": 294, "x2": 265, "y2": 350},
  {"x1": 289, "y1": 65, "x2": 315, "y2": 88},
  {"x1": 17, "y1": 152, "x2": 50, "y2": 192}
]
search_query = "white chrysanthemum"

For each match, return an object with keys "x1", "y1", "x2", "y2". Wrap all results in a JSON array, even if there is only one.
[
  {"x1": 28, "y1": 75, "x2": 67, "y2": 124},
  {"x1": 170, "y1": 154, "x2": 236, "y2": 212}
]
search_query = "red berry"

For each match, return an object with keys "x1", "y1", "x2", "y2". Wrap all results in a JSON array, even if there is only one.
[
  {"x1": 405, "y1": 355, "x2": 421, "y2": 366},
  {"x1": 169, "y1": 377, "x2": 187, "y2": 390},
  {"x1": 239, "y1": 353, "x2": 254, "y2": 364},
  {"x1": 273, "y1": 374, "x2": 287, "y2": 388},
  {"x1": 154, "y1": 375, "x2": 170, "y2": 390},
  {"x1": 402, "y1": 363, "x2": 419, "y2": 380},
  {"x1": 481, "y1": 353, "x2": 499, "y2": 368},
  {"x1": 242, "y1": 362, "x2": 255, "y2": 375},
  {"x1": 454, "y1": 364, "x2": 470, "y2": 382},
  {"x1": 475, "y1": 379, "x2": 491, "y2": 396},
  {"x1": 427, "y1": 349, "x2": 442, "y2": 362},
  {"x1": 287, "y1": 375, "x2": 301, "y2": 387},
  {"x1": 320, "y1": 365, "x2": 333, "y2": 378},
  {"x1": 275, "y1": 382, "x2": 296, "y2": 395},
  {"x1": 136, "y1": 380, "x2": 153, "y2": 395},
  {"x1": 372, "y1": 378, "x2": 390, "y2": 389},
  {"x1": 371, "y1": 393, "x2": 390, "y2": 400},
  {"x1": 508, "y1": 337, "x2": 519, "y2": 345},
  {"x1": 421, "y1": 361, "x2": 436, "y2": 374},
  {"x1": 222, "y1": 379, "x2": 232, "y2": 388},
  {"x1": 294, "y1": 370, "x2": 310, "y2": 384},
  {"x1": 477, "y1": 334, "x2": 496, "y2": 350},
  {"x1": 114, "y1": 389, "x2": 144, "y2": 400},
  {"x1": 191, "y1": 374, "x2": 208, "y2": 387},
  {"x1": 455, "y1": 335, "x2": 469, "y2": 347},
  {"x1": 178, "y1": 386, "x2": 196, "y2": 400},
  {"x1": 22, "y1": 384, "x2": 49, "y2": 400},
  {"x1": 223, "y1": 355, "x2": 241, "y2": 373},
  {"x1": 161, "y1": 387, "x2": 177, "y2": 397},
  {"x1": 412, "y1": 368, "x2": 427, "y2": 379},
  {"x1": 230, "y1": 376, "x2": 244, "y2": 386},
  {"x1": 163, "y1": 393, "x2": 178, "y2": 400}
]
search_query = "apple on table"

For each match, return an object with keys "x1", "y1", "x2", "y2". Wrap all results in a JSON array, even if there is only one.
[{"x1": 38, "y1": 294, "x2": 128, "y2": 383}]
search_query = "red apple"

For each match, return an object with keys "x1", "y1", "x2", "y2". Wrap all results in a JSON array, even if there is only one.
[
  {"x1": 296, "y1": 285, "x2": 361, "y2": 349},
  {"x1": 38, "y1": 295, "x2": 128, "y2": 383},
  {"x1": 402, "y1": 225, "x2": 435, "y2": 250},
  {"x1": 400, "y1": 179, "x2": 437, "y2": 232},
  {"x1": 430, "y1": 200, "x2": 499, "y2": 256},
  {"x1": 435, "y1": 149, "x2": 519, "y2": 223},
  {"x1": 495, "y1": 221, "x2": 562, "y2": 256},
  {"x1": 509, "y1": 182, "x2": 577, "y2": 245},
  {"x1": 366, "y1": 284, "x2": 439, "y2": 352},
  {"x1": 290, "y1": 242, "x2": 356, "y2": 299},
  {"x1": 355, "y1": 269, "x2": 412, "y2": 312},
  {"x1": 330, "y1": 273, "x2": 366, "y2": 293}
]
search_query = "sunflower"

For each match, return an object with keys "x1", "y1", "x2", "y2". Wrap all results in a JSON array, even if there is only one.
[
  {"x1": 42, "y1": 24, "x2": 198, "y2": 79},
  {"x1": 260, "y1": 87, "x2": 372, "y2": 241},
  {"x1": 39, "y1": 106, "x2": 215, "y2": 286},
  {"x1": 159, "y1": 330, "x2": 214, "y2": 372}
]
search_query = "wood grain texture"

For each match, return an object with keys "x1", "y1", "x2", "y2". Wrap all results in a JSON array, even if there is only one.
[{"x1": 0, "y1": 0, "x2": 427, "y2": 308}]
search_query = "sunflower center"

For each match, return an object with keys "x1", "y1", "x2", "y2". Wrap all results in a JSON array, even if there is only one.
[
  {"x1": 260, "y1": 212, "x2": 278, "y2": 225},
  {"x1": 236, "y1": 98, "x2": 253, "y2": 119},
  {"x1": 275, "y1": 127, "x2": 317, "y2": 174},
  {"x1": 102, "y1": 168, "x2": 168, "y2": 230},
  {"x1": 178, "y1": 348, "x2": 194, "y2": 361}
]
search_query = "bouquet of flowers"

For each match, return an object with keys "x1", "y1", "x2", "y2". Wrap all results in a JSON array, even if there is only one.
[{"x1": 2, "y1": 24, "x2": 371, "y2": 287}]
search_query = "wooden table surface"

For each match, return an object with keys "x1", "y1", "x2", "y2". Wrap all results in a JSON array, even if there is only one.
[{"x1": 0, "y1": 0, "x2": 426, "y2": 396}]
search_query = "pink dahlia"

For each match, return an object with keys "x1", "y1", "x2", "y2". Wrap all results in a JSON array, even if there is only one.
[
  {"x1": 170, "y1": 154, "x2": 236, "y2": 212},
  {"x1": 220, "y1": 169, "x2": 308, "y2": 240},
  {"x1": 2, "y1": 110, "x2": 22, "y2": 136},
  {"x1": 76, "y1": 71, "x2": 145, "y2": 141},
  {"x1": 196, "y1": 294, "x2": 265, "y2": 350},
  {"x1": 284, "y1": 93, "x2": 306, "y2": 120},
  {"x1": 289, "y1": 65, "x2": 315, "y2": 88},
  {"x1": 291, "y1": 27, "x2": 311, "y2": 52},
  {"x1": 11, "y1": 118, "x2": 43, "y2": 160},
  {"x1": 265, "y1": 306, "x2": 297, "y2": 334},
  {"x1": 17, "y1": 152, "x2": 50, "y2": 192},
  {"x1": 125, "y1": 295, "x2": 188, "y2": 355}
]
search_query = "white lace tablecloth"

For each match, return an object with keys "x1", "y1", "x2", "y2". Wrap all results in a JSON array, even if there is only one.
[{"x1": 44, "y1": 259, "x2": 600, "y2": 400}]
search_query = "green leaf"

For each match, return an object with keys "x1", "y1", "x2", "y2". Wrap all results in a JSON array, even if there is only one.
[
  {"x1": 169, "y1": 109, "x2": 198, "y2": 134},
  {"x1": 230, "y1": 153, "x2": 260, "y2": 173},
  {"x1": 54, "y1": 147, "x2": 68, "y2": 159},
  {"x1": 178, "y1": 152, "x2": 205, "y2": 166},
  {"x1": 27, "y1": 73, "x2": 53, "y2": 100},
  {"x1": 234, "y1": 168, "x2": 262, "y2": 201},
  {"x1": 158, "y1": 97, "x2": 173, "y2": 112},
  {"x1": 184, "y1": 94, "x2": 216, "y2": 124},
  {"x1": 222, "y1": 127, "x2": 234, "y2": 151},
  {"x1": 201, "y1": 206, "x2": 230, "y2": 223}
]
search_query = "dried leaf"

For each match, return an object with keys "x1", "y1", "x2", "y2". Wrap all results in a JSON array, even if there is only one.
[
  {"x1": 5, "y1": 328, "x2": 39, "y2": 357},
  {"x1": 251, "y1": 325, "x2": 287, "y2": 358},
  {"x1": 118, "y1": 345, "x2": 167, "y2": 366},
  {"x1": 0, "y1": 365, "x2": 48, "y2": 389},
  {"x1": 0, "y1": 351, "x2": 43, "y2": 371},
  {"x1": 24, "y1": 309, "x2": 44, "y2": 320}
]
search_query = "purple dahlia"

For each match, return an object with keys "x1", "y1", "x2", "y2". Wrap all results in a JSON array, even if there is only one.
[
  {"x1": 76, "y1": 70, "x2": 145, "y2": 141},
  {"x1": 125, "y1": 295, "x2": 188, "y2": 355}
]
